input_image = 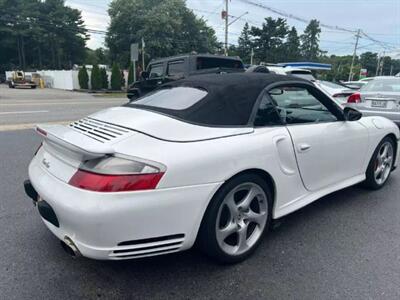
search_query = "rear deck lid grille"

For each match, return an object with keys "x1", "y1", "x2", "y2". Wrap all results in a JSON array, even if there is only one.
[{"x1": 69, "y1": 117, "x2": 132, "y2": 143}]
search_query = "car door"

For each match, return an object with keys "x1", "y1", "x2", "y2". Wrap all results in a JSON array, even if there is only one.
[{"x1": 267, "y1": 83, "x2": 369, "y2": 191}]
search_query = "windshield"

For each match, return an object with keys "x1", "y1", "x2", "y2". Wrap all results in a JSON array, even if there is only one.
[
  {"x1": 130, "y1": 87, "x2": 207, "y2": 110},
  {"x1": 361, "y1": 78, "x2": 400, "y2": 92}
]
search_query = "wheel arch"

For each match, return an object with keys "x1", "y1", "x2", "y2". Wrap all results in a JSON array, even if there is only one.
[
  {"x1": 385, "y1": 133, "x2": 398, "y2": 167},
  {"x1": 195, "y1": 168, "x2": 277, "y2": 242},
  {"x1": 226, "y1": 169, "x2": 276, "y2": 205}
]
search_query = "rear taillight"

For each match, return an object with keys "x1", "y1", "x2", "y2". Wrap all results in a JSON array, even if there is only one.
[
  {"x1": 347, "y1": 92, "x2": 361, "y2": 103},
  {"x1": 68, "y1": 170, "x2": 164, "y2": 192},
  {"x1": 68, "y1": 156, "x2": 165, "y2": 192}
]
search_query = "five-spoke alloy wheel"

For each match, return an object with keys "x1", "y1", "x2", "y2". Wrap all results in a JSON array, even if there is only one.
[
  {"x1": 198, "y1": 173, "x2": 272, "y2": 263},
  {"x1": 365, "y1": 136, "x2": 395, "y2": 189}
]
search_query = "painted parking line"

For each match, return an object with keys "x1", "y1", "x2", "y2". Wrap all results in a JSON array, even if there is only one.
[
  {"x1": 0, "y1": 110, "x2": 49, "y2": 115},
  {"x1": 1, "y1": 101, "x2": 126, "y2": 106}
]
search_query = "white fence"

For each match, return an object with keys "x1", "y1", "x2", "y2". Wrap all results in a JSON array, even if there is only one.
[{"x1": 5, "y1": 69, "x2": 128, "y2": 91}]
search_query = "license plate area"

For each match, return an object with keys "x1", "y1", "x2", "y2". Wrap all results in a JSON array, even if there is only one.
[{"x1": 371, "y1": 100, "x2": 387, "y2": 108}]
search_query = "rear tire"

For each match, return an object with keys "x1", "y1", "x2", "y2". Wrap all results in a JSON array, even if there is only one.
[
  {"x1": 197, "y1": 173, "x2": 272, "y2": 264},
  {"x1": 364, "y1": 136, "x2": 395, "y2": 190}
]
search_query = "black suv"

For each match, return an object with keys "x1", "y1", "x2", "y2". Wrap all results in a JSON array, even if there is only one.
[{"x1": 127, "y1": 54, "x2": 244, "y2": 100}]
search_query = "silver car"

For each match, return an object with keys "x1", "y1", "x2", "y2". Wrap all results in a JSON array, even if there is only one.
[{"x1": 346, "y1": 76, "x2": 400, "y2": 125}]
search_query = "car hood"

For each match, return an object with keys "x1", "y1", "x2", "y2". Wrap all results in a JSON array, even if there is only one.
[{"x1": 88, "y1": 106, "x2": 254, "y2": 142}]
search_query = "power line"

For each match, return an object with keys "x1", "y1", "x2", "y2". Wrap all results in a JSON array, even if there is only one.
[{"x1": 238, "y1": 0, "x2": 357, "y2": 33}]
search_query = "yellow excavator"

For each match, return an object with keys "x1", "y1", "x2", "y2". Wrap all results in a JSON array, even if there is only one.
[{"x1": 8, "y1": 71, "x2": 37, "y2": 89}]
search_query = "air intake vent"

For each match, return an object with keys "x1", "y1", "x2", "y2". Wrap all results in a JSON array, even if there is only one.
[
  {"x1": 69, "y1": 117, "x2": 131, "y2": 143},
  {"x1": 110, "y1": 234, "x2": 185, "y2": 259}
]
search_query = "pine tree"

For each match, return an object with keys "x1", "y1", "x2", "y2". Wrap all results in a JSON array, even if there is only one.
[
  {"x1": 237, "y1": 22, "x2": 252, "y2": 64},
  {"x1": 110, "y1": 63, "x2": 122, "y2": 90},
  {"x1": 78, "y1": 65, "x2": 89, "y2": 89},
  {"x1": 100, "y1": 68, "x2": 108, "y2": 89},
  {"x1": 285, "y1": 27, "x2": 301, "y2": 62},
  {"x1": 300, "y1": 19, "x2": 322, "y2": 61},
  {"x1": 90, "y1": 64, "x2": 102, "y2": 90}
]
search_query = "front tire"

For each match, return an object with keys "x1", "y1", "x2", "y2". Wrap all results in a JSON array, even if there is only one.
[
  {"x1": 364, "y1": 136, "x2": 395, "y2": 190},
  {"x1": 198, "y1": 173, "x2": 272, "y2": 264}
]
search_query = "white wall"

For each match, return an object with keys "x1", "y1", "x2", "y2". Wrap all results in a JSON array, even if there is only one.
[{"x1": 5, "y1": 69, "x2": 124, "y2": 90}]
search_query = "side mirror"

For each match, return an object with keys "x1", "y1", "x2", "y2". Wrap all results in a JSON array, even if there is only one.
[
  {"x1": 344, "y1": 106, "x2": 362, "y2": 121},
  {"x1": 141, "y1": 71, "x2": 149, "y2": 80}
]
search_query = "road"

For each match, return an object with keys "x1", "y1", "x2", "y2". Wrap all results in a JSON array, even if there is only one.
[
  {"x1": 0, "y1": 84, "x2": 127, "y2": 130},
  {"x1": 1, "y1": 86, "x2": 400, "y2": 299}
]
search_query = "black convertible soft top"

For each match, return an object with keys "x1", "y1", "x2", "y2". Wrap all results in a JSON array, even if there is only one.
[{"x1": 127, "y1": 73, "x2": 307, "y2": 126}]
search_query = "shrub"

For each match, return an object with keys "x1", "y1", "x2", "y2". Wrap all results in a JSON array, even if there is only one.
[
  {"x1": 78, "y1": 65, "x2": 89, "y2": 89},
  {"x1": 111, "y1": 63, "x2": 122, "y2": 90},
  {"x1": 100, "y1": 68, "x2": 108, "y2": 89},
  {"x1": 90, "y1": 64, "x2": 102, "y2": 90},
  {"x1": 128, "y1": 62, "x2": 134, "y2": 85}
]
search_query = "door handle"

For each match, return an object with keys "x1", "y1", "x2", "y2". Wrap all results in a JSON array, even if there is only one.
[{"x1": 298, "y1": 143, "x2": 311, "y2": 152}]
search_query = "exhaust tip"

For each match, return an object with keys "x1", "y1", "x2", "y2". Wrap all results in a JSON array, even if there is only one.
[{"x1": 60, "y1": 236, "x2": 81, "y2": 258}]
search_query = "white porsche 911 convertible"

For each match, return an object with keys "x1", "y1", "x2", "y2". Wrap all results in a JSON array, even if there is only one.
[{"x1": 25, "y1": 73, "x2": 399, "y2": 263}]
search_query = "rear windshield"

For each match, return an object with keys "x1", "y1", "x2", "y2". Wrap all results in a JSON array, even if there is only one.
[
  {"x1": 132, "y1": 87, "x2": 207, "y2": 110},
  {"x1": 361, "y1": 78, "x2": 400, "y2": 92},
  {"x1": 288, "y1": 70, "x2": 315, "y2": 81},
  {"x1": 196, "y1": 57, "x2": 243, "y2": 70}
]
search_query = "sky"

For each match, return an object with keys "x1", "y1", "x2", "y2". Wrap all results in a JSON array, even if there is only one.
[{"x1": 65, "y1": 0, "x2": 400, "y2": 56}]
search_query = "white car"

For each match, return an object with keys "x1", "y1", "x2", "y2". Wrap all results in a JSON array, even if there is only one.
[
  {"x1": 314, "y1": 80, "x2": 356, "y2": 104},
  {"x1": 25, "y1": 73, "x2": 399, "y2": 263}
]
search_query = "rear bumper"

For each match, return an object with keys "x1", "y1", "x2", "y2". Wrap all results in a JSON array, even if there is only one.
[{"x1": 27, "y1": 156, "x2": 222, "y2": 260}]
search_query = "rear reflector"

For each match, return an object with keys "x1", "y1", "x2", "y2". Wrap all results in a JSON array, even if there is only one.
[{"x1": 68, "y1": 169, "x2": 164, "y2": 192}]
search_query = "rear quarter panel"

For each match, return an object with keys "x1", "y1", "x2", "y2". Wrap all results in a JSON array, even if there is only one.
[{"x1": 113, "y1": 126, "x2": 308, "y2": 218}]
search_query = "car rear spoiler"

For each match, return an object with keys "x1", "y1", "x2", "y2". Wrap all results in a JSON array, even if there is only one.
[{"x1": 35, "y1": 124, "x2": 113, "y2": 160}]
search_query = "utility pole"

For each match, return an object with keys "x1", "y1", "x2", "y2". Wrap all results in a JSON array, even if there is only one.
[
  {"x1": 348, "y1": 29, "x2": 361, "y2": 81},
  {"x1": 376, "y1": 53, "x2": 381, "y2": 76},
  {"x1": 380, "y1": 51, "x2": 385, "y2": 75},
  {"x1": 224, "y1": 0, "x2": 229, "y2": 56},
  {"x1": 250, "y1": 48, "x2": 254, "y2": 65},
  {"x1": 141, "y1": 37, "x2": 145, "y2": 71}
]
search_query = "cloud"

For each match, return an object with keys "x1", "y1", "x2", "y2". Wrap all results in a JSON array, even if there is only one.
[{"x1": 65, "y1": 0, "x2": 399, "y2": 55}]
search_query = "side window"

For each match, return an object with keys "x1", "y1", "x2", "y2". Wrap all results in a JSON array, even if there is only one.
[
  {"x1": 167, "y1": 60, "x2": 185, "y2": 77},
  {"x1": 148, "y1": 63, "x2": 163, "y2": 79},
  {"x1": 268, "y1": 86, "x2": 337, "y2": 124},
  {"x1": 254, "y1": 93, "x2": 282, "y2": 126}
]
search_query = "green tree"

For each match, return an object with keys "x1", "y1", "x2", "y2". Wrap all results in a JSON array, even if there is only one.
[
  {"x1": 78, "y1": 65, "x2": 89, "y2": 89},
  {"x1": 360, "y1": 52, "x2": 378, "y2": 76},
  {"x1": 100, "y1": 68, "x2": 109, "y2": 89},
  {"x1": 237, "y1": 22, "x2": 253, "y2": 64},
  {"x1": 128, "y1": 62, "x2": 134, "y2": 84},
  {"x1": 90, "y1": 64, "x2": 102, "y2": 90},
  {"x1": 111, "y1": 63, "x2": 122, "y2": 90},
  {"x1": 106, "y1": 0, "x2": 219, "y2": 67},
  {"x1": 0, "y1": 0, "x2": 87, "y2": 71},
  {"x1": 285, "y1": 27, "x2": 301, "y2": 62},
  {"x1": 250, "y1": 17, "x2": 288, "y2": 63},
  {"x1": 300, "y1": 19, "x2": 322, "y2": 60}
]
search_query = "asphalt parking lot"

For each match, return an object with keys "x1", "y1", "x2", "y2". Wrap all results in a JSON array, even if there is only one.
[
  {"x1": 0, "y1": 84, "x2": 127, "y2": 130},
  {"x1": 1, "y1": 86, "x2": 400, "y2": 299}
]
